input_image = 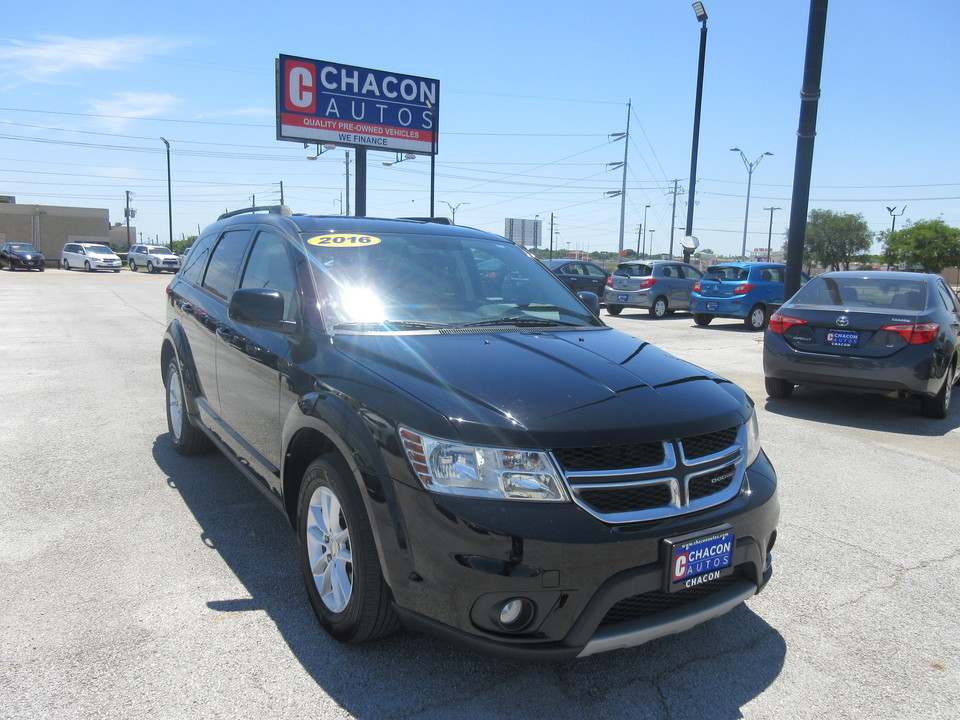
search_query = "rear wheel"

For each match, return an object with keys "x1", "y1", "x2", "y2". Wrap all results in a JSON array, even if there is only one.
[
  {"x1": 606, "y1": 304, "x2": 623, "y2": 316},
  {"x1": 164, "y1": 358, "x2": 212, "y2": 455},
  {"x1": 297, "y1": 455, "x2": 398, "y2": 644},
  {"x1": 921, "y1": 364, "x2": 955, "y2": 419},
  {"x1": 765, "y1": 377, "x2": 794, "y2": 399},
  {"x1": 693, "y1": 313, "x2": 713, "y2": 326},
  {"x1": 745, "y1": 304, "x2": 768, "y2": 331},
  {"x1": 650, "y1": 296, "x2": 668, "y2": 319}
]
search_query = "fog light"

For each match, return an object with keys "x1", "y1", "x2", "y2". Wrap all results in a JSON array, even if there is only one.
[{"x1": 498, "y1": 598, "x2": 533, "y2": 630}]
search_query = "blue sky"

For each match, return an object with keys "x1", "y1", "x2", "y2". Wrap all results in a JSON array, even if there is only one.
[{"x1": 1, "y1": 1, "x2": 957, "y2": 258}]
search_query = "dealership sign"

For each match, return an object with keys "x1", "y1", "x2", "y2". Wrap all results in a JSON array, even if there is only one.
[{"x1": 276, "y1": 55, "x2": 438, "y2": 155}]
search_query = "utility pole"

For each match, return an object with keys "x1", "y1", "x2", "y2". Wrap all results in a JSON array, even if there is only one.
[
  {"x1": 550, "y1": 213, "x2": 555, "y2": 259},
  {"x1": 616, "y1": 100, "x2": 631, "y2": 255},
  {"x1": 124, "y1": 191, "x2": 132, "y2": 248},
  {"x1": 279, "y1": 181, "x2": 284, "y2": 206},
  {"x1": 636, "y1": 225, "x2": 643, "y2": 257},
  {"x1": 764, "y1": 206, "x2": 781, "y2": 261},
  {"x1": 669, "y1": 180, "x2": 681, "y2": 260}
]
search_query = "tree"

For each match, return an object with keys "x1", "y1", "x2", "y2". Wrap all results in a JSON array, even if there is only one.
[
  {"x1": 796, "y1": 209, "x2": 873, "y2": 271},
  {"x1": 882, "y1": 219, "x2": 960, "y2": 273}
]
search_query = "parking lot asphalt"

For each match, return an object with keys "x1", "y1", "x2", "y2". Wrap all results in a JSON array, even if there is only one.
[{"x1": 1, "y1": 269, "x2": 957, "y2": 720}]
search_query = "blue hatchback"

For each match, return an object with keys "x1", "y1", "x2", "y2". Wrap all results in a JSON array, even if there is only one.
[{"x1": 691, "y1": 262, "x2": 804, "y2": 331}]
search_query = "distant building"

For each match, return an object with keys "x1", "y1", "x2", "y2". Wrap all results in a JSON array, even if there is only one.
[{"x1": 0, "y1": 199, "x2": 133, "y2": 266}]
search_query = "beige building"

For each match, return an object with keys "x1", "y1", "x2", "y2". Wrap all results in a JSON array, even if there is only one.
[{"x1": 0, "y1": 197, "x2": 136, "y2": 266}]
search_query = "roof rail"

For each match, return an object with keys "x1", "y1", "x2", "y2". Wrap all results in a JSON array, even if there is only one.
[
  {"x1": 218, "y1": 205, "x2": 292, "y2": 221},
  {"x1": 399, "y1": 216, "x2": 453, "y2": 225}
]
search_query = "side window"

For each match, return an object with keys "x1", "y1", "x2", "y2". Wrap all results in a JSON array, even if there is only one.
[
  {"x1": 239, "y1": 231, "x2": 297, "y2": 320},
  {"x1": 936, "y1": 281, "x2": 960, "y2": 314},
  {"x1": 766, "y1": 267, "x2": 784, "y2": 283},
  {"x1": 584, "y1": 264, "x2": 606, "y2": 278},
  {"x1": 179, "y1": 233, "x2": 217, "y2": 285},
  {"x1": 565, "y1": 263, "x2": 583, "y2": 275},
  {"x1": 202, "y1": 229, "x2": 253, "y2": 301}
]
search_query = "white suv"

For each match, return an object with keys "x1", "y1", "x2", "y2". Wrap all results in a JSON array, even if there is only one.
[
  {"x1": 128, "y1": 244, "x2": 182, "y2": 273},
  {"x1": 61, "y1": 242, "x2": 122, "y2": 272}
]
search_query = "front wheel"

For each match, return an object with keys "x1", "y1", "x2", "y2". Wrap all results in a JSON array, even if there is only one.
[
  {"x1": 84, "y1": 261, "x2": 92, "y2": 272},
  {"x1": 605, "y1": 304, "x2": 623, "y2": 316},
  {"x1": 765, "y1": 377, "x2": 795, "y2": 399},
  {"x1": 693, "y1": 313, "x2": 713, "y2": 327},
  {"x1": 298, "y1": 456, "x2": 398, "y2": 644},
  {"x1": 129, "y1": 260, "x2": 137, "y2": 272},
  {"x1": 650, "y1": 296, "x2": 668, "y2": 319},
  {"x1": 63, "y1": 259, "x2": 70, "y2": 271},
  {"x1": 921, "y1": 364, "x2": 955, "y2": 419},
  {"x1": 147, "y1": 261, "x2": 156, "y2": 273},
  {"x1": 164, "y1": 358, "x2": 212, "y2": 455},
  {"x1": 745, "y1": 304, "x2": 768, "y2": 331}
]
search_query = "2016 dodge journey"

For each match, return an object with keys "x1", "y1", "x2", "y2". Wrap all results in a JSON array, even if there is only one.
[{"x1": 161, "y1": 206, "x2": 779, "y2": 659}]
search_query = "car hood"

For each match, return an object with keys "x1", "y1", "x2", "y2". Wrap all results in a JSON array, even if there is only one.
[{"x1": 331, "y1": 327, "x2": 749, "y2": 448}]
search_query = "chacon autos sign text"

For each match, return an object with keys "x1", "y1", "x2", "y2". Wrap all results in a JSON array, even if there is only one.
[{"x1": 276, "y1": 55, "x2": 438, "y2": 155}]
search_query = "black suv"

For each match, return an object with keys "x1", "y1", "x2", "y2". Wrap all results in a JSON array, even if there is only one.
[{"x1": 161, "y1": 206, "x2": 778, "y2": 659}]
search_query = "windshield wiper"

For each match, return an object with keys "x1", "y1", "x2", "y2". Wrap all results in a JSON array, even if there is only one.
[
  {"x1": 332, "y1": 320, "x2": 453, "y2": 331},
  {"x1": 458, "y1": 316, "x2": 583, "y2": 328}
]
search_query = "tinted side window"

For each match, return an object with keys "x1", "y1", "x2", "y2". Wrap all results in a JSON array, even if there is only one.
[
  {"x1": 936, "y1": 281, "x2": 960, "y2": 314},
  {"x1": 584, "y1": 264, "x2": 607, "y2": 278},
  {"x1": 239, "y1": 231, "x2": 297, "y2": 321},
  {"x1": 202, "y1": 229, "x2": 253, "y2": 300},
  {"x1": 179, "y1": 233, "x2": 217, "y2": 285}
]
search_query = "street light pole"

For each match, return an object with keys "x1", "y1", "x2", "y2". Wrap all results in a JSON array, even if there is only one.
[
  {"x1": 440, "y1": 201, "x2": 470, "y2": 224},
  {"x1": 685, "y1": 3, "x2": 709, "y2": 249},
  {"x1": 731, "y1": 148, "x2": 773, "y2": 260},
  {"x1": 160, "y1": 137, "x2": 172, "y2": 249}
]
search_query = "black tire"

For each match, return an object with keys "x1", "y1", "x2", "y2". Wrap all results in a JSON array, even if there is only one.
[
  {"x1": 147, "y1": 261, "x2": 156, "y2": 273},
  {"x1": 113, "y1": 269, "x2": 120, "y2": 273},
  {"x1": 650, "y1": 296, "x2": 668, "y2": 319},
  {"x1": 62, "y1": 259, "x2": 70, "y2": 271},
  {"x1": 84, "y1": 260, "x2": 92, "y2": 272},
  {"x1": 920, "y1": 364, "x2": 955, "y2": 419},
  {"x1": 164, "y1": 358, "x2": 212, "y2": 455},
  {"x1": 606, "y1": 304, "x2": 623, "y2": 316},
  {"x1": 297, "y1": 455, "x2": 398, "y2": 644},
  {"x1": 693, "y1": 313, "x2": 713, "y2": 326},
  {"x1": 745, "y1": 304, "x2": 768, "y2": 331},
  {"x1": 765, "y1": 376, "x2": 795, "y2": 399},
  {"x1": 129, "y1": 261, "x2": 137, "y2": 272},
  {"x1": 39, "y1": 267, "x2": 45, "y2": 272}
]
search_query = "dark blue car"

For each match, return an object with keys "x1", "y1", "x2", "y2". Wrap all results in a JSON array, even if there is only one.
[{"x1": 691, "y1": 262, "x2": 805, "y2": 331}]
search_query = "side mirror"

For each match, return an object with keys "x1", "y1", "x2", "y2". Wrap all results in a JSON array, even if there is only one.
[
  {"x1": 578, "y1": 291, "x2": 600, "y2": 316},
  {"x1": 229, "y1": 288, "x2": 295, "y2": 333}
]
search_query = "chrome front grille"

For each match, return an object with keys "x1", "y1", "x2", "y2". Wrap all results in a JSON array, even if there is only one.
[{"x1": 551, "y1": 425, "x2": 746, "y2": 524}]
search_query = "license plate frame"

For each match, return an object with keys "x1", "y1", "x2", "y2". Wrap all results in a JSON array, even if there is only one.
[
  {"x1": 663, "y1": 526, "x2": 734, "y2": 593},
  {"x1": 826, "y1": 329, "x2": 859, "y2": 347}
]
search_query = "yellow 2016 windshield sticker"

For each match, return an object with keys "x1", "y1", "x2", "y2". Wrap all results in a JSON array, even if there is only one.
[{"x1": 306, "y1": 234, "x2": 382, "y2": 248}]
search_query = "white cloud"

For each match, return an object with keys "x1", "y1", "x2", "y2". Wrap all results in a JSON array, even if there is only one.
[
  {"x1": 0, "y1": 35, "x2": 184, "y2": 84},
  {"x1": 88, "y1": 92, "x2": 181, "y2": 130}
]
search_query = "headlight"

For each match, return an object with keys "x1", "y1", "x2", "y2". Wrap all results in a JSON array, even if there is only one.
[
  {"x1": 744, "y1": 409, "x2": 761, "y2": 467},
  {"x1": 400, "y1": 428, "x2": 568, "y2": 501}
]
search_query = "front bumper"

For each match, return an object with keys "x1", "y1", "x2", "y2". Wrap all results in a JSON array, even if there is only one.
[{"x1": 385, "y1": 451, "x2": 779, "y2": 660}]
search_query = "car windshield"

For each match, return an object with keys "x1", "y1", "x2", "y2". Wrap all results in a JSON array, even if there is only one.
[
  {"x1": 10, "y1": 243, "x2": 39, "y2": 252},
  {"x1": 84, "y1": 245, "x2": 114, "y2": 255},
  {"x1": 300, "y1": 231, "x2": 602, "y2": 331},
  {"x1": 704, "y1": 266, "x2": 748, "y2": 281},
  {"x1": 790, "y1": 276, "x2": 928, "y2": 311},
  {"x1": 615, "y1": 264, "x2": 651, "y2": 277},
  {"x1": 149, "y1": 248, "x2": 172, "y2": 255}
]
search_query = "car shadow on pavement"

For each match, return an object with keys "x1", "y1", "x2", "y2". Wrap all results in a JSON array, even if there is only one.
[
  {"x1": 153, "y1": 434, "x2": 785, "y2": 720},
  {"x1": 763, "y1": 385, "x2": 960, "y2": 436}
]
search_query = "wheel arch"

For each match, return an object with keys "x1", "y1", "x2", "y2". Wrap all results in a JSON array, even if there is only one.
[{"x1": 161, "y1": 321, "x2": 204, "y2": 416}]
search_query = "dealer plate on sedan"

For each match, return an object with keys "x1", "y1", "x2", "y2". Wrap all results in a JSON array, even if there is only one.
[
  {"x1": 664, "y1": 528, "x2": 734, "y2": 593},
  {"x1": 826, "y1": 329, "x2": 859, "y2": 347}
]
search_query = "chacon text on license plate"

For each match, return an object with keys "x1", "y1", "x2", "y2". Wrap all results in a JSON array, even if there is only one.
[
  {"x1": 665, "y1": 529, "x2": 734, "y2": 593},
  {"x1": 827, "y1": 329, "x2": 859, "y2": 347}
]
